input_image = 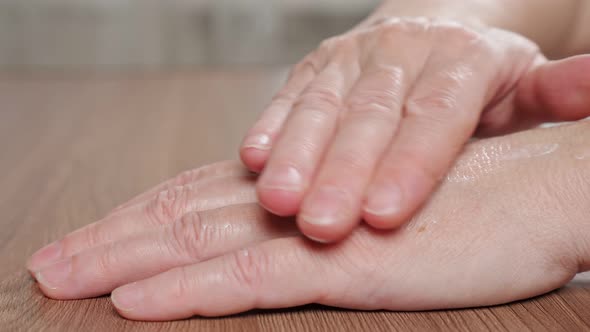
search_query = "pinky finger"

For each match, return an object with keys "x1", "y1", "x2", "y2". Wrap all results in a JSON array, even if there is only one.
[
  {"x1": 240, "y1": 59, "x2": 318, "y2": 172},
  {"x1": 112, "y1": 161, "x2": 247, "y2": 213}
]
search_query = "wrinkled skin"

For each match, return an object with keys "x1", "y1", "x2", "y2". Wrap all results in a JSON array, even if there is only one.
[
  {"x1": 240, "y1": 17, "x2": 590, "y2": 243},
  {"x1": 28, "y1": 121, "x2": 590, "y2": 321}
]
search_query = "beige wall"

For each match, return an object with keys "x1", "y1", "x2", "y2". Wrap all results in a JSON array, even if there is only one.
[{"x1": 0, "y1": 0, "x2": 379, "y2": 69}]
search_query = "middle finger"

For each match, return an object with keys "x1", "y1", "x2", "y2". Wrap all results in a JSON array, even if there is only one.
[{"x1": 297, "y1": 32, "x2": 428, "y2": 242}]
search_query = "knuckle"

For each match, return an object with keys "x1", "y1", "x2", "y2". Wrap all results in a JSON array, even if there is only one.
[
  {"x1": 271, "y1": 89, "x2": 298, "y2": 106},
  {"x1": 286, "y1": 58, "x2": 316, "y2": 85},
  {"x1": 330, "y1": 148, "x2": 372, "y2": 173},
  {"x1": 173, "y1": 169, "x2": 199, "y2": 187},
  {"x1": 376, "y1": 25, "x2": 402, "y2": 44},
  {"x1": 346, "y1": 100, "x2": 394, "y2": 121},
  {"x1": 295, "y1": 86, "x2": 342, "y2": 111},
  {"x1": 228, "y1": 248, "x2": 268, "y2": 291},
  {"x1": 146, "y1": 185, "x2": 191, "y2": 225},
  {"x1": 170, "y1": 212, "x2": 212, "y2": 261},
  {"x1": 295, "y1": 53, "x2": 321, "y2": 76},
  {"x1": 171, "y1": 266, "x2": 194, "y2": 303},
  {"x1": 434, "y1": 21, "x2": 483, "y2": 45},
  {"x1": 346, "y1": 69, "x2": 404, "y2": 119},
  {"x1": 407, "y1": 90, "x2": 458, "y2": 116},
  {"x1": 172, "y1": 161, "x2": 239, "y2": 186},
  {"x1": 407, "y1": 66, "x2": 473, "y2": 118},
  {"x1": 371, "y1": 16, "x2": 403, "y2": 28},
  {"x1": 434, "y1": 23, "x2": 495, "y2": 59},
  {"x1": 94, "y1": 243, "x2": 118, "y2": 277},
  {"x1": 376, "y1": 18, "x2": 428, "y2": 43},
  {"x1": 396, "y1": 150, "x2": 441, "y2": 185},
  {"x1": 330, "y1": 36, "x2": 358, "y2": 54},
  {"x1": 407, "y1": 77, "x2": 477, "y2": 126},
  {"x1": 318, "y1": 36, "x2": 340, "y2": 52},
  {"x1": 81, "y1": 226, "x2": 104, "y2": 251}
]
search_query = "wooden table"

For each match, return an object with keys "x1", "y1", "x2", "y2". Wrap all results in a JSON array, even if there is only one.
[{"x1": 1, "y1": 70, "x2": 589, "y2": 331}]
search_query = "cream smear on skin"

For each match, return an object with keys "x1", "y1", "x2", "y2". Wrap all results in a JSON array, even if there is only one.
[{"x1": 447, "y1": 143, "x2": 560, "y2": 183}]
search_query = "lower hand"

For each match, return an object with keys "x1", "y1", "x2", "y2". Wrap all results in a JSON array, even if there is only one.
[{"x1": 27, "y1": 121, "x2": 590, "y2": 320}]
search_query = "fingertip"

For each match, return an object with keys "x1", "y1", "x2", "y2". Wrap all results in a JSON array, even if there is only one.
[
  {"x1": 362, "y1": 183, "x2": 408, "y2": 230},
  {"x1": 110, "y1": 282, "x2": 151, "y2": 321},
  {"x1": 240, "y1": 132, "x2": 273, "y2": 171},
  {"x1": 113, "y1": 280, "x2": 199, "y2": 321},
  {"x1": 239, "y1": 147, "x2": 269, "y2": 173},
  {"x1": 27, "y1": 241, "x2": 63, "y2": 273},
  {"x1": 35, "y1": 272, "x2": 67, "y2": 300},
  {"x1": 256, "y1": 186, "x2": 302, "y2": 217},
  {"x1": 296, "y1": 187, "x2": 359, "y2": 243},
  {"x1": 256, "y1": 164, "x2": 305, "y2": 216},
  {"x1": 297, "y1": 217, "x2": 356, "y2": 244},
  {"x1": 362, "y1": 210, "x2": 406, "y2": 230},
  {"x1": 111, "y1": 299, "x2": 146, "y2": 321}
]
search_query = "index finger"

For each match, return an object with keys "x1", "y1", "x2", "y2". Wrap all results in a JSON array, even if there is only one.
[{"x1": 111, "y1": 237, "x2": 338, "y2": 320}]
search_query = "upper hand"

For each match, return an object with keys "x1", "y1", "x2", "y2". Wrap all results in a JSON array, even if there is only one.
[
  {"x1": 27, "y1": 121, "x2": 590, "y2": 320},
  {"x1": 240, "y1": 17, "x2": 590, "y2": 242}
]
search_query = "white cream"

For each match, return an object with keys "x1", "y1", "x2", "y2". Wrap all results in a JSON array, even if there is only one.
[
  {"x1": 498, "y1": 143, "x2": 559, "y2": 161},
  {"x1": 446, "y1": 143, "x2": 509, "y2": 183}
]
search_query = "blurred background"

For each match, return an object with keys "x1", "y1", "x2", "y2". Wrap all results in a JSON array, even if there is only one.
[{"x1": 0, "y1": 0, "x2": 380, "y2": 70}]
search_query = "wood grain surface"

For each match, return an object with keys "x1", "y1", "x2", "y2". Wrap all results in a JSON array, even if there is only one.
[{"x1": 0, "y1": 70, "x2": 589, "y2": 332}]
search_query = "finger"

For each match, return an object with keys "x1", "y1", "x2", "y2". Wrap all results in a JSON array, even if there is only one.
[
  {"x1": 111, "y1": 237, "x2": 342, "y2": 320},
  {"x1": 27, "y1": 173, "x2": 257, "y2": 272},
  {"x1": 257, "y1": 49, "x2": 361, "y2": 217},
  {"x1": 515, "y1": 54, "x2": 590, "y2": 122},
  {"x1": 297, "y1": 41, "x2": 427, "y2": 242},
  {"x1": 478, "y1": 54, "x2": 590, "y2": 136},
  {"x1": 35, "y1": 205, "x2": 299, "y2": 300},
  {"x1": 240, "y1": 57, "x2": 318, "y2": 173},
  {"x1": 364, "y1": 54, "x2": 495, "y2": 229},
  {"x1": 112, "y1": 161, "x2": 247, "y2": 213}
]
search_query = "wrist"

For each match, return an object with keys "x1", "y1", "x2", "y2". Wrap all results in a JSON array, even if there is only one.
[
  {"x1": 540, "y1": 121, "x2": 590, "y2": 273},
  {"x1": 359, "y1": 0, "x2": 502, "y2": 30},
  {"x1": 567, "y1": 122, "x2": 590, "y2": 272},
  {"x1": 360, "y1": 0, "x2": 581, "y2": 57}
]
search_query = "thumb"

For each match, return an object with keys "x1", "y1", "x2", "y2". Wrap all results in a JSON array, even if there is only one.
[{"x1": 515, "y1": 54, "x2": 590, "y2": 122}]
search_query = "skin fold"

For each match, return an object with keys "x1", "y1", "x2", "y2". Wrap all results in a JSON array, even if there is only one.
[
  {"x1": 239, "y1": 0, "x2": 590, "y2": 243},
  {"x1": 28, "y1": 120, "x2": 590, "y2": 321}
]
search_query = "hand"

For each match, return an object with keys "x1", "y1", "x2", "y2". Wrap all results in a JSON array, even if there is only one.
[
  {"x1": 239, "y1": 17, "x2": 590, "y2": 242},
  {"x1": 28, "y1": 122, "x2": 590, "y2": 321}
]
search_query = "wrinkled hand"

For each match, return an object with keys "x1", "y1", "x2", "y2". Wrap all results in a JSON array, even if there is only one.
[
  {"x1": 240, "y1": 17, "x2": 590, "y2": 242},
  {"x1": 28, "y1": 122, "x2": 590, "y2": 321}
]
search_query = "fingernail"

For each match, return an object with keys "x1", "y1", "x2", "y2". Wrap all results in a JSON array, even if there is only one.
[
  {"x1": 306, "y1": 235, "x2": 332, "y2": 244},
  {"x1": 364, "y1": 184, "x2": 402, "y2": 216},
  {"x1": 301, "y1": 187, "x2": 350, "y2": 226},
  {"x1": 36, "y1": 259, "x2": 71, "y2": 290},
  {"x1": 242, "y1": 134, "x2": 271, "y2": 150},
  {"x1": 259, "y1": 165, "x2": 303, "y2": 192},
  {"x1": 28, "y1": 241, "x2": 63, "y2": 272},
  {"x1": 112, "y1": 282, "x2": 143, "y2": 312}
]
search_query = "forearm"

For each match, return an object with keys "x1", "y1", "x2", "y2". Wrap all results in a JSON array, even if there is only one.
[{"x1": 362, "y1": 0, "x2": 590, "y2": 58}]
